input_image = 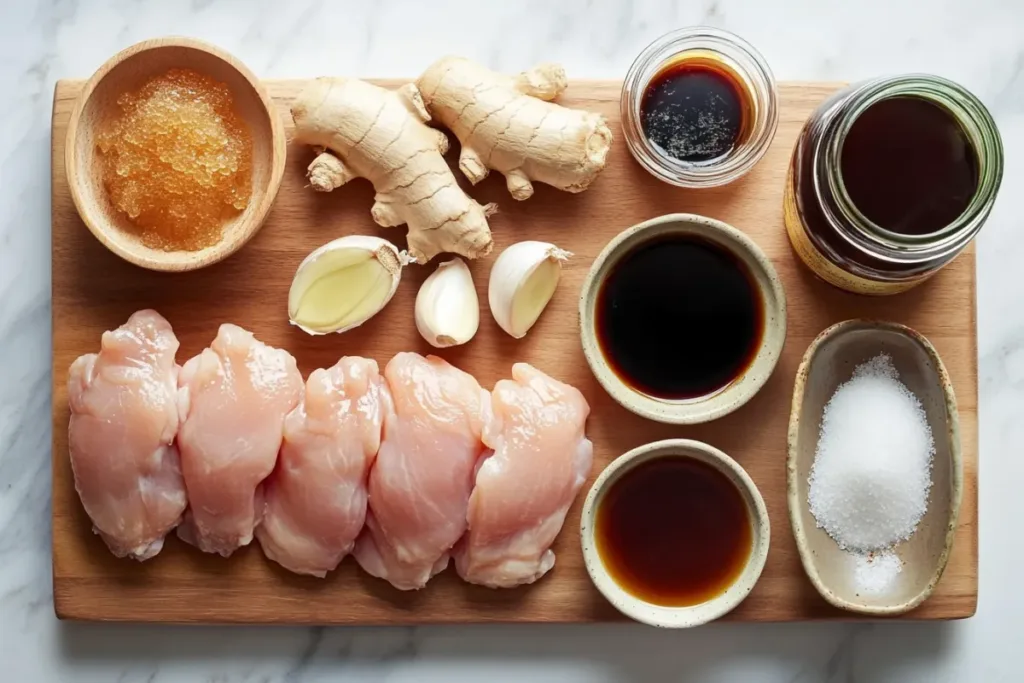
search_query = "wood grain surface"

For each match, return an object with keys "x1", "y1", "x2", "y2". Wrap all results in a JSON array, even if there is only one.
[{"x1": 51, "y1": 80, "x2": 979, "y2": 624}]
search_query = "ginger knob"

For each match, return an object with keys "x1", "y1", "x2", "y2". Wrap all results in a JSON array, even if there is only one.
[
  {"x1": 416, "y1": 57, "x2": 613, "y2": 200},
  {"x1": 291, "y1": 78, "x2": 495, "y2": 263}
]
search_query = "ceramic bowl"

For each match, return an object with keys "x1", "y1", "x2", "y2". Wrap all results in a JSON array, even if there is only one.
[
  {"x1": 578, "y1": 213, "x2": 787, "y2": 424},
  {"x1": 580, "y1": 439, "x2": 770, "y2": 627},
  {"x1": 65, "y1": 37, "x2": 286, "y2": 272},
  {"x1": 787, "y1": 319, "x2": 963, "y2": 616}
]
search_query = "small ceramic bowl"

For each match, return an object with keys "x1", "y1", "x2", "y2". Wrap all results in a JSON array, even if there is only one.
[
  {"x1": 65, "y1": 37, "x2": 286, "y2": 272},
  {"x1": 787, "y1": 320, "x2": 963, "y2": 616},
  {"x1": 578, "y1": 213, "x2": 787, "y2": 424},
  {"x1": 580, "y1": 439, "x2": 770, "y2": 627}
]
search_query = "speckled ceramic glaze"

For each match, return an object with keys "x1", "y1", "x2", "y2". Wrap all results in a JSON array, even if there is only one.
[
  {"x1": 787, "y1": 320, "x2": 963, "y2": 616},
  {"x1": 580, "y1": 439, "x2": 771, "y2": 628},
  {"x1": 578, "y1": 213, "x2": 787, "y2": 424}
]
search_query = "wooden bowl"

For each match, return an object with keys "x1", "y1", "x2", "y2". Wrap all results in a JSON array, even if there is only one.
[
  {"x1": 787, "y1": 320, "x2": 963, "y2": 616},
  {"x1": 64, "y1": 37, "x2": 286, "y2": 272},
  {"x1": 580, "y1": 439, "x2": 770, "y2": 627},
  {"x1": 578, "y1": 213, "x2": 787, "y2": 424}
]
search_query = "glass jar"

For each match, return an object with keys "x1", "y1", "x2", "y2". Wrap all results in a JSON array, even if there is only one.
[
  {"x1": 783, "y1": 75, "x2": 1003, "y2": 295},
  {"x1": 621, "y1": 27, "x2": 779, "y2": 188}
]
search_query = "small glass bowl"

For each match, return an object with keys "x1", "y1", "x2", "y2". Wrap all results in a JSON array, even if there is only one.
[{"x1": 621, "y1": 27, "x2": 779, "y2": 188}]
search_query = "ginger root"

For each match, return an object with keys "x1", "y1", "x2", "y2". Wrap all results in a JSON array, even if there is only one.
[
  {"x1": 290, "y1": 78, "x2": 495, "y2": 264},
  {"x1": 416, "y1": 57, "x2": 613, "y2": 200}
]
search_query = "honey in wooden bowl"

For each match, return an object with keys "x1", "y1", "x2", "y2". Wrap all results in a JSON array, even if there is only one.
[
  {"x1": 65, "y1": 37, "x2": 286, "y2": 272},
  {"x1": 595, "y1": 456, "x2": 752, "y2": 607},
  {"x1": 97, "y1": 68, "x2": 254, "y2": 251}
]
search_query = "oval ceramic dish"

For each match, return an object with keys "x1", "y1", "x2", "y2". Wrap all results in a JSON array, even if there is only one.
[
  {"x1": 580, "y1": 439, "x2": 770, "y2": 628},
  {"x1": 787, "y1": 319, "x2": 963, "y2": 616},
  {"x1": 65, "y1": 37, "x2": 286, "y2": 272},
  {"x1": 578, "y1": 213, "x2": 786, "y2": 424}
]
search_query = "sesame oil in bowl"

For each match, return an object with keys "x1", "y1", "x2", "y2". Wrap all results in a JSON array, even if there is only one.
[
  {"x1": 581, "y1": 439, "x2": 771, "y2": 628},
  {"x1": 595, "y1": 455, "x2": 753, "y2": 607}
]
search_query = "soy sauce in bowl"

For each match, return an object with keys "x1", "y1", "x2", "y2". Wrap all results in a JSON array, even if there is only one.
[{"x1": 595, "y1": 234, "x2": 763, "y2": 400}]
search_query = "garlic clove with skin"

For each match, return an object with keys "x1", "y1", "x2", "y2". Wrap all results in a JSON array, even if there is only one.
[
  {"x1": 288, "y1": 235, "x2": 407, "y2": 335},
  {"x1": 488, "y1": 241, "x2": 571, "y2": 339},
  {"x1": 415, "y1": 257, "x2": 479, "y2": 347}
]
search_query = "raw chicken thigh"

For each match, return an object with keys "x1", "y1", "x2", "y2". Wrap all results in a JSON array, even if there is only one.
[
  {"x1": 257, "y1": 357, "x2": 388, "y2": 577},
  {"x1": 176, "y1": 324, "x2": 302, "y2": 556},
  {"x1": 455, "y1": 363, "x2": 592, "y2": 587},
  {"x1": 67, "y1": 309, "x2": 186, "y2": 560},
  {"x1": 354, "y1": 352, "x2": 489, "y2": 590}
]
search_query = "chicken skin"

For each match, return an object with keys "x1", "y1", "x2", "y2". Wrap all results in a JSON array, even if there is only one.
[
  {"x1": 257, "y1": 357, "x2": 388, "y2": 577},
  {"x1": 353, "y1": 353, "x2": 488, "y2": 590},
  {"x1": 67, "y1": 309, "x2": 186, "y2": 560},
  {"x1": 176, "y1": 324, "x2": 302, "y2": 556},
  {"x1": 455, "y1": 363, "x2": 592, "y2": 587}
]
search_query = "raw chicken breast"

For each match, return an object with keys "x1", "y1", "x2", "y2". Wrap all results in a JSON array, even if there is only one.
[
  {"x1": 353, "y1": 352, "x2": 489, "y2": 590},
  {"x1": 455, "y1": 363, "x2": 592, "y2": 587},
  {"x1": 67, "y1": 309, "x2": 186, "y2": 560},
  {"x1": 176, "y1": 324, "x2": 302, "y2": 556},
  {"x1": 256, "y1": 357, "x2": 388, "y2": 577}
]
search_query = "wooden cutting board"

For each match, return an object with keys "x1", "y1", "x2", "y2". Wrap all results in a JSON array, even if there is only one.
[{"x1": 50, "y1": 80, "x2": 979, "y2": 623}]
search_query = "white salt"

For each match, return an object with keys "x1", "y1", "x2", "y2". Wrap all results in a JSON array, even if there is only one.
[
  {"x1": 850, "y1": 549, "x2": 903, "y2": 595},
  {"x1": 807, "y1": 353, "x2": 934, "y2": 552}
]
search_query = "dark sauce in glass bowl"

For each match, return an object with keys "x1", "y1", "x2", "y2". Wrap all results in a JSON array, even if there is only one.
[{"x1": 640, "y1": 57, "x2": 753, "y2": 164}]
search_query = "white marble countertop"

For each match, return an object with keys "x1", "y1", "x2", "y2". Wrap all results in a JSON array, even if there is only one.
[{"x1": 2, "y1": 0, "x2": 1022, "y2": 680}]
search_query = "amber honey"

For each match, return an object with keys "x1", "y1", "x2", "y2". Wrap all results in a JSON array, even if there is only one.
[{"x1": 97, "y1": 68, "x2": 253, "y2": 252}]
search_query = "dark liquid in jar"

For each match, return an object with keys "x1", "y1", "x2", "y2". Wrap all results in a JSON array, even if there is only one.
[
  {"x1": 841, "y1": 97, "x2": 979, "y2": 235},
  {"x1": 595, "y1": 457, "x2": 753, "y2": 607},
  {"x1": 596, "y1": 235, "x2": 762, "y2": 399},
  {"x1": 640, "y1": 58, "x2": 751, "y2": 163}
]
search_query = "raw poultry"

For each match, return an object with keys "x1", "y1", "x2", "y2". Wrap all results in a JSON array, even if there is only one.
[{"x1": 67, "y1": 314, "x2": 591, "y2": 589}]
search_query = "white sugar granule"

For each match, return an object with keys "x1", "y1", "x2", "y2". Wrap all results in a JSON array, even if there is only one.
[
  {"x1": 851, "y1": 549, "x2": 903, "y2": 595},
  {"x1": 808, "y1": 353, "x2": 934, "y2": 552}
]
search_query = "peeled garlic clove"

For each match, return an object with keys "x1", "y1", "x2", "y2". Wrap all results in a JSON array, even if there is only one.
[
  {"x1": 488, "y1": 241, "x2": 571, "y2": 339},
  {"x1": 288, "y1": 235, "x2": 406, "y2": 335},
  {"x1": 415, "y1": 257, "x2": 479, "y2": 348}
]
